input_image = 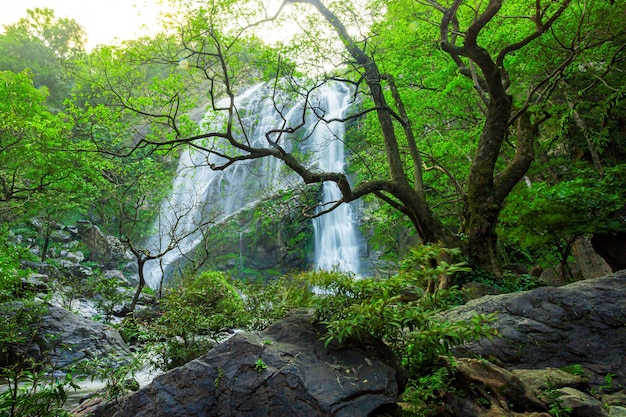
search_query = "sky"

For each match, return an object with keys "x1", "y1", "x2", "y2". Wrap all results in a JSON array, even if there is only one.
[{"x1": 0, "y1": 0, "x2": 165, "y2": 49}]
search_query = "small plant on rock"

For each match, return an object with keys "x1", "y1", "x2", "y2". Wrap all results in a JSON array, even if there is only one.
[
  {"x1": 0, "y1": 301, "x2": 80, "y2": 416},
  {"x1": 254, "y1": 358, "x2": 267, "y2": 373}
]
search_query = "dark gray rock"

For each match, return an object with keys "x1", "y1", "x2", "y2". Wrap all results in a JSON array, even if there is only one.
[
  {"x1": 95, "y1": 311, "x2": 406, "y2": 417},
  {"x1": 36, "y1": 305, "x2": 131, "y2": 369},
  {"x1": 1, "y1": 303, "x2": 130, "y2": 372},
  {"x1": 440, "y1": 272, "x2": 626, "y2": 389},
  {"x1": 22, "y1": 274, "x2": 50, "y2": 293},
  {"x1": 21, "y1": 260, "x2": 60, "y2": 279}
]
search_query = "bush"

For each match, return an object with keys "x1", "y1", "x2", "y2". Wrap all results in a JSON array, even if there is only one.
[
  {"x1": 88, "y1": 274, "x2": 132, "y2": 321},
  {"x1": 148, "y1": 271, "x2": 248, "y2": 370},
  {"x1": 299, "y1": 246, "x2": 498, "y2": 413},
  {"x1": 238, "y1": 273, "x2": 318, "y2": 331},
  {"x1": 304, "y1": 268, "x2": 496, "y2": 374},
  {"x1": 0, "y1": 227, "x2": 36, "y2": 302}
]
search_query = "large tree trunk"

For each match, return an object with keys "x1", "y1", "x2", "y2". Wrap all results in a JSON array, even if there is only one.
[
  {"x1": 463, "y1": 109, "x2": 536, "y2": 274},
  {"x1": 436, "y1": 0, "x2": 570, "y2": 274},
  {"x1": 462, "y1": 94, "x2": 512, "y2": 274}
]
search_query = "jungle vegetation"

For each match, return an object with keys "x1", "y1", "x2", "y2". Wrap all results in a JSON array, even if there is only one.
[{"x1": 0, "y1": 1, "x2": 625, "y2": 415}]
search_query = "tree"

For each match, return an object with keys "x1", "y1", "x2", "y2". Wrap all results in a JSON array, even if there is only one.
[
  {"x1": 0, "y1": 70, "x2": 101, "y2": 234},
  {"x1": 81, "y1": 0, "x2": 626, "y2": 276},
  {"x1": 0, "y1": 8, "x2": 86, "y2": 109},
  {"x1": 69, "y1": 38, "x2": 223, "y2": 308}
]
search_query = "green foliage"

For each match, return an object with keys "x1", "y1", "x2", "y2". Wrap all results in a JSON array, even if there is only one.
[
  {"x1": 0, "y1": 69, "x2": 105, "y2": 226},
  {"x1": 401, "y1": 365, "x2": 454, "y2": 416},
  {"x1": 237, "y1": 273, "x2": 316, "y2": 330},
  {"x1": 302, "y1": 247, "x2": 497, "y2": 375},
  {"x1": 0, "y1": 370, "x2": 78, "y2": 417},
  {"x1": 500, "y1": 165, "x2": 626, "y2": 272},
  {"x1": 117, "y1": 315, "x2": 151, "y2": 346},
  {"x1": 540, "y1": 382, "x2": 573, "y2": 417},
  {"x1": 88, "y1": 274, "x2": 132, "y2": 321},
  {"x1": 0, "y1": 8, "x2": 85, "y2": 108},
  {"x1": 282, "y1": 247, "x2": 498, "y2": 415},
  {"x1": 591, "y1": 372, "x2": 619, "y2": 397},
  {"x1": 560, "y1": 364, "x2": 586, "y2": 377},
  {"x1": 399, "y1": 245, "x2": 470, "y2": 293},
  {"x1": 0, "y1": 227, "x2": 36, "y2": 302},
  {"x1": 149, "y1": 271, "x2": 248, "y2": 370},
  {"x1": 214, "y1": 367, "x2": 224, "y2": 388},
  {"x1": 0, "y1": 230, "x2": 60, "y2": 417},
  {"x1": 78, "y1": 354, "x2": 144, "y2": 400},
  {"x1": 459, "y1": 268, "x2": 544, "y2": 294},
  {"x1": 254, "y1": 358, "x2": 267, "y2": 373}
]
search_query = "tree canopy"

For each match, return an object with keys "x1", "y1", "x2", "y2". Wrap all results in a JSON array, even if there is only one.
[
  {"x1": 74, "y1": 0, "x2": 625, "y2": 275},
  {"x1": 0, "y1": 8, "x2": 86, "y2": 108},
  {"x1": 1, "y1": 0, "x2": 625, "y2": 278}
]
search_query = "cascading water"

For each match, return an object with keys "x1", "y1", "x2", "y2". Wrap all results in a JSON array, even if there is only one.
[
  {"x1": 143, "y1": 82, "x2": 361, "y2": 288},
  {"x1": 311, "y1": 83, "x2": 361, "y2": 275}
]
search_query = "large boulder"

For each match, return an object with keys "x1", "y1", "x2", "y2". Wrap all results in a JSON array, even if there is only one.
[
  {"x1": 35, "y1": 304, "x2": 131, "y2": 369},
  {"x1": 440, "y1": 272, "x2": 626, "y2": 388},
  {"x1": 92, "y1": 311, "x2": 407, "y2": 417},
  {"x1": 76, "y1": 220, "x2": 133, "y2": 269}
]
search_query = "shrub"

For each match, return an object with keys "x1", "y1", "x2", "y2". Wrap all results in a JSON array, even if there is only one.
[
  {"x1": 300, "y1": 246, "x2": 498, "y2": 413},
  {"x1": 0, "y1": 227, "x2": 36, "y2": 302},
  {"x1": 88, "y1": 274, "x2": 132, "y2": 321},
  {"x1": 238, "y1": 273, "x2": 317, "y2": 331},
  {"x1": 149, "y1": 271, "x2": 248, "y2": 370}
]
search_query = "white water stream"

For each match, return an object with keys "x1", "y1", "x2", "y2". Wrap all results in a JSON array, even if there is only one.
[
  {"x1": 143, "y1": 82, "x2": 361, "y2": 288},
  {"x1": 311, "y1": 83, "x2": 361, "y2": 274}
]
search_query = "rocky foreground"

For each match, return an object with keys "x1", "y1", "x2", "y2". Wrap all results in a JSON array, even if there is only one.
[{"x1": 73, "y1": 272, "x2": 626, "y2": 417}]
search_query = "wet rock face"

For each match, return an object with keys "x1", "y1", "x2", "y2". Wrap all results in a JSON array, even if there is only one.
[
  {"x1": 440, "y1": 272, "x2": 626, "y2": 389},
  {"x1": 94, "y1": 311, "x2": 407, "y2": 417}
]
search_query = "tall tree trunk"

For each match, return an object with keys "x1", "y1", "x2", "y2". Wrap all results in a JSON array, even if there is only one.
[
  {"x1": 439, "y1": 0, "x2": 567, "y2": 274},
  {"x1": 564, "y1": 91, "x2": 604, "y2": 177},
  {"x1": 463, "y1": 90, "x2": 512, "y2": 274},
  {"x1": 464, "y1": 109, "x2": 536, "y2": 274},
  {"x1": 129, "y1": 257, "x2": 146, "y2": 314}
]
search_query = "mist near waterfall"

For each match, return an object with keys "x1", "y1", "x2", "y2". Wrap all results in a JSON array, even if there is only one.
[{"x1": 142, "y1": 82, "x2": 362, "y2": 289}]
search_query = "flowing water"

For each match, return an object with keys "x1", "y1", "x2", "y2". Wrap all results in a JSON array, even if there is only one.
[
  {"x1": 143, "y1": 82, "x2": 361, "y2": 288},
  {"x1": 311, "y1": 83, "x2": 361, "y2": 274}
]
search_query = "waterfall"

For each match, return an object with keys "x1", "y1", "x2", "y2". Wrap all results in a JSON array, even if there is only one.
[
  {"x1": 143, "y1": 82, "x2": 361, "y2": 289},
  {"x1": 311, "y1": 84, "x2": 360, "y2": 275}
]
